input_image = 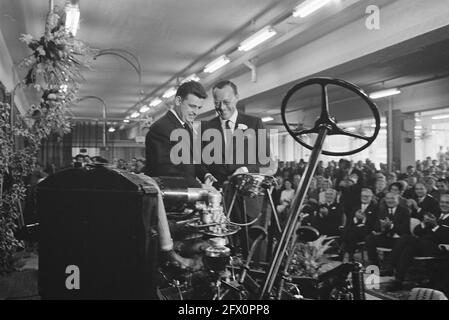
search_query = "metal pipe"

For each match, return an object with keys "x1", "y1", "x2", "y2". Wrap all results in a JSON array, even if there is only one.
[
  {"x1": 258, "y1": 125, "x2": 329, "y2": 299},
  {"x1": 75, "y1": 96, "x2": 108, "y2": 147},
  {"x1": 387, "y1": 97, "x2": 393, "y2": 172}
]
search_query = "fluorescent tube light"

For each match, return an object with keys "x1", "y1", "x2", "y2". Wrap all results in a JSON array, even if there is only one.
[
  {"x1": 130, "y1": 111, "x2": 140, "y2": 118},
  {"x1": 369, "y1": 88, "x2": 401, "y2": 100},
  {"x1": 204, "y1": 55, "x2": 230, "y2": 73},
  {"x1": 262, "y1": 116, "x2": 274, "y2": 123},
  {"x1": 293, "y1": 0, "x2": 332, "y2": 18},
  {"x1": 65, "y1": 2, "x2": 80, "y2": 36},
  {"x1": 182, "y1": 74, "x2": 200, "y2": 83},
  {"x1": 150, "y1": 98, "x2": 162, "y2": 107},
  {"x1": 139, "y1": 105, "x2": 150, "y2": 113},
  {"x1": 238, "y1": 26, "x2": 277, "y2": 52},
  {"x1": 432, "y1": 114, "x2": 449, "y2": 120},
  {"x1": 163, "y1": 87, "x2": 177, "y2": 99}
]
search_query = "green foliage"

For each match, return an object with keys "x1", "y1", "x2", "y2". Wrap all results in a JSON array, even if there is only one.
[
  {"x1": 289, "y1": 236, "x2": 335, "y2": 279},
  {"x1": 0, "y1": 6, "x2": 95, "y2": 273}
]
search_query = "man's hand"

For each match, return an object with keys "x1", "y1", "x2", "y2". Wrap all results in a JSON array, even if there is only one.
[
  {"x1": 204, "y1": 173, "x2": 217, "y2": 187},
  {"x1": 355, "y1": 209, "x2": 365, "y2": 221},
  {"x1": 423, "y1": 213, "x2": 438, "y2": 228},
  {"x1": 407, "y1": 199, "x2": 419, "y2": 210}
]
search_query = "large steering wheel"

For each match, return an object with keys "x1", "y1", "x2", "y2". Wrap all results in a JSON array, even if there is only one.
[{"x1": 281, "y1": 78, "x2": 381, "y2": 156}]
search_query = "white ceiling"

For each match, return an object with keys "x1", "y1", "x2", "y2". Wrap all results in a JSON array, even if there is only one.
[
  {"x1": 0, "y1": 0, "x2": 298, "y2": 119},
  {"x1": 1, "y1": 0, "x2": 449, "y2": 130}
]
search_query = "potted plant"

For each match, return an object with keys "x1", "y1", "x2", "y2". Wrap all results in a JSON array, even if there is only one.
[{"x1": 288, "y1": 236, "x2": 340, "y2": 299}]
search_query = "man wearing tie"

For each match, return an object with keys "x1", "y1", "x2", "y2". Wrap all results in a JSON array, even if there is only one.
[
  {"x1": 365, "y1": 192, "x2": 411, "y2": 266},
  {"x1": 341, "y1": 188, "x2": 378, "y2": 261},
  {"x1": 204, "y1": 80, "x2": 272, "y2": 187},
  {"x1": 408, "y1": 182, "x2": 440, "y2": 220},
  {"x1": 312, "y1": 188, "x2": 345, "y2": 237},
  {"x1": 204, "y1": 80, "x2": 275, "y2": 257},
  {"x1": 386, "y1": 194, "x2": 449, "y2": 290},
  {"x1": 144, "y1": 81, "x2": 216, "y2": 270},
  {"x1": 145, "y1": 81, "x2": 216, "y2": 187}
]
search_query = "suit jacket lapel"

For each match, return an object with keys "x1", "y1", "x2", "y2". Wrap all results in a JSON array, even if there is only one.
[{"x1": 166, "y1": 110, "x2": 184, "y2": 129}]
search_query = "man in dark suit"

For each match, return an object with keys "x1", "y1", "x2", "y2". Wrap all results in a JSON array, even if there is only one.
[
  {"x1": 408, "y1": 182, "x2": 440, "y2": 220},
  {"x1": 341, "y1": 188, "x2": 378, "y2": 261},
  {"x1": 203, "y1": 80, "x2": 273, "y2": 187},
  {"x1": 145, "y1": 81, "x2": 215, "y2": 187},
  {"x1": 204, "y1": 80, "x2": 276, "y2": 257},
  {"x1": 387, "y1": 194, "x2": 449, "y2": 290},
  {"x1": 365, "y1": 192, "x2": 411, "y2": 266},
  {"x1": 312, "y1": 188, "x2": 345, "y2": 237},
  {"x1": 144, "y1": 81, "x2": 215, "y2": 270}
]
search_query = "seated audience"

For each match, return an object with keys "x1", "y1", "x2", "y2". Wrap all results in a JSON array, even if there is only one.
[{"x1": 386, "y1": 194, "x2": 449, "y2": 290}]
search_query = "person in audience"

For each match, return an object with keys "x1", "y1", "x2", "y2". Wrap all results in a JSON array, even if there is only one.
[
  {"x1": 378, "y1": 182, "x2": 409, "y2": 213},
  {"x1": 293, "y1": 174, "x2": 302, "y2": 190},
  {"x1": 318, "y1": 178, "x2": 333, "y2": 204},
  {"x1": 341, "y1": 188, "x2": 378, "y2": 261},
  {"x1": 403, "y1": 176, "x2": 418, "y2": 199},
  {"x1": 407, "y1": 182, "x2": 440, "y2": 220},
  {"x1": 374, "y1": 178, "x2": 387, "y2": 201},
  {"x1": 386, "y1": 172, "x2": 397, "y2": 187},
  {"x1": 338, "y1": 173, "x2": 362, "y2": 222},
  {"x1": 134, "y1": 158, "x2": 145, "y2": 174},
  {"x1": 307, "y1": 177, "x2": 319, "y2": 204},
  {"x1": 73, "y1": 154, "x2": 84, "y2": 168},
  {"x1": 386, "y1": 194, "x2": 449, "y2": 290},
  {"x1": 365, "y1": 192, "x2": 411, "y2": 266},
  {"x1": 312, "y1": 188, "x2": 345, "y2": 237},
  {"x1": 276, "y1": 179, "x2": 295, "y2": 224},
  {"x1": 424, "y1": 176, "x2": 440, "y2": 199},
  {"x1": 436, "y1": 178, "x2": 449, "y2": 202}
]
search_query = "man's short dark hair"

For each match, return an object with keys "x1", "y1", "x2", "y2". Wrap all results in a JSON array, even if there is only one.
[
  {"x1": 212, "y1": 80, "x2": 239, "y2": 96},
  {"x1": 389, "y1": 182, "x2": 404, "y2": 192},
  {"x1": 176, "y1": 81, "x2": 207, "y2": 100}
]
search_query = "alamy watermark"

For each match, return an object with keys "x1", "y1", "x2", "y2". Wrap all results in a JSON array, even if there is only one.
[{"x1": 169, "y1": 125, "x2": 278, "y2": 172}]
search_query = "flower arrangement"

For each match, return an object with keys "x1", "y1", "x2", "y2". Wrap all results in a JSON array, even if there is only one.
[
  {"x1": 0, "y1": 6, "x2": 96, "y2": 273},
  {"x1": 289, "y1": 236, "x2": 335, "y2": 279},
  {"x1": 19, "y1": 7, "x2": 97, "y2": 93}
]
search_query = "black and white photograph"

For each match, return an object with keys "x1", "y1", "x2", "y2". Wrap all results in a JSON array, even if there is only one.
[{"x1": 1, "y1": 0, "x2": 449, "y2": 305}]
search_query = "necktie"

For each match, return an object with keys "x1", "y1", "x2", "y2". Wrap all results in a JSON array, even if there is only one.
[
  {"x1": 183, "y1": 123, "x2": 193, "y2": 159},
  {"x1": 223, "y1": 120, "x2": 233, "y2": 166}
]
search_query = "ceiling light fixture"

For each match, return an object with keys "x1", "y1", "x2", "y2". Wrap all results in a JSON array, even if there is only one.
[
  {"x1": 369, "y1": 88, "x2": 401, "y2": 99},
  {"x1": 64, "y1": 1, "x2": 81, "y2": 36},
  {"x1": 130, "y1": 111, "x2": 140, "y2": 118},
  {"x1": 108, "y1": 127, "x2": 116, "y2": 133},
  {"x1": 150, "y1": 98, "x2": 162, "y2": 107},
  {"x1": 238, "y1": 26, "x2": 277, "y2": 52},
  {"x1": 139, "y1": 105, "x2": 150, "y2": 113},
  {"x1": 293, "y1": 0, "x2": 332, "y2": 18},
  {"x1": 432, "y1": 114, "x2": 449, "y2": 120},
  {"x1": 123, "y1": 119, "x2": 130, "y2": 123},
  {"x1": 182, "y1": 74, "x2": 200, "y2": 83},
  {"x1": 204, "y1": 55, "x2": 230, "y2": 73},
  {"x1": 162, "y1": 87, "x2": 177, "y2": 99},
  {"x1": 262, "y1": 116, "x2": 274, "y2": 123}
]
